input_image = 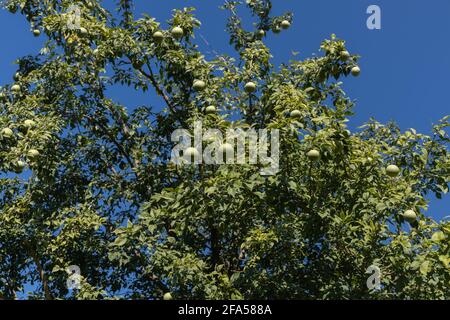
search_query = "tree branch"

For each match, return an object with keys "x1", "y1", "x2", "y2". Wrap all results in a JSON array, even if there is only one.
[{"x1": 23, "y1": 241, "x2": 52, "y2": 300}]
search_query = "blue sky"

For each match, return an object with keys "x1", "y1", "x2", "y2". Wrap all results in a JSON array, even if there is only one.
[{"x1": 1, "y1": 0, "x2": 449, "y2": 221}]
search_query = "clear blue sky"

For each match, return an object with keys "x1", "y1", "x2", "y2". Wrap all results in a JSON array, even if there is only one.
[{"x1": 1, "y1": 0, "x2": 448, "y2": 221}]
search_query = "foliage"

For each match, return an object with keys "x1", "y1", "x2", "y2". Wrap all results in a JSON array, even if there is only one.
[{"x1": 0, "y1": 0, "x2": 448, "y2": 300}]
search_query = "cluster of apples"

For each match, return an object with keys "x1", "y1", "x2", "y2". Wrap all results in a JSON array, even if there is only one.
[
  {"x1": 1, "y1": 119, "x2": 40, "y2": 173},
  {"x1": 305, "y1": 149, "x2": 417, "y2": 224},
  {"x1": 183, "y1": 143, "x2": 234, "y2": 159},
  {"x1": 254, "y1": 19, "x2": 291, "y2": 39},
  {"x1": 385, "y1": 164, "x2": 418, "y2": 224},
  {"x1": 272, "y1": 19, "x2": 291, "y2": 34},
  {"x1": 190, "y1": 81, "x2": 257, "y2": 116},
  {"x1": 338, "y1": 50, "x2": 361, "y2": 77},
  {"x1": 5, "y1": 72, "x2": 25, "y2": 96},
  {"x1": 149, "y1": 26, "x2": 186, "y2": 44},
  {"x1": 193, "y1": 80, "x2": 257, "y2": 93}
]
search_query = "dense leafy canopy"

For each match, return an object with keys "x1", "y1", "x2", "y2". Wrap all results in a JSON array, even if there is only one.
[{"x1": 0, "y1": 0, "x2": 449, "y2": 299}]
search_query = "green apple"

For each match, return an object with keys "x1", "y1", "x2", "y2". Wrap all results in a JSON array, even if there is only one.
[
  {"x1": 256, "y1": 29, "x2": 265, "y2": 39},
  {"x1": 13, "y1": 72, "x2": 21, "y2": 81},
  {"x1": 15, "y1": 160, "x2": 26, "y2": 173},
  {"x1": 171, "y1": 26, "x2": 184, "y2": 39},
  {"x1": 205, "y1": 105, "x2": 217, "y2": 114},
  {"x1": 386, "y1": 165, "x2": 400, "y2": 177},
  {"x1": 24, "y1": 119, "x2": 36, "y2": 128},
  {"x1": 290, "y1": 110, "x2": 301, "y2": 119},
  {"x1": 306, "y1": 149, "x2": 320, "y2": 161},
  {"x1": 33, "y1": 29, "x2": 41, "y2": 37},
  {"x1": 153, "y1": 31, "x2": 164, "y2": 42},
  {"x1": 193, "y1": 80, "x2": 206, "y2": 92},
  {"x1": 1, "y1": 128, "x2": 14, "y2": 139},
  {"x1": 11, "y1": 84, "x2": 21, "y2": 93},
  {"x1": 163, "y1": 292, "x2": 173, "y2": 300},
  {"x1": 351, "y1": 66, "x2": 361, "y2": 77},
  {"x1": 244, "y1": 82, "x2": 257, "y2": 93},
  {"x1": 403, "y1": 210, "x2": 417, "y2": 223},
  {"x1": 281, "y1": 20, "x2": 291, "y2": 29},
  {"x1": 340, "y1": 50, "x2": 350, "y2": 61},
  {"x1": 27, "y1": 149, "x2": 40, "y2": 160},
  {"x1": 79, "y1": 27, "x2": 88, "y2": 35}
]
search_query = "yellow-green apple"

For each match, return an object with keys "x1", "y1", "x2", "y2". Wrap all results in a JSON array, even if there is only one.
[{"x1": 307, "y1": 149, "x2": 320, "y2": 161}]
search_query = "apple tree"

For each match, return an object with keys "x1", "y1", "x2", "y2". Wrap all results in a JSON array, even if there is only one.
[{"x1": 0, "y1": 0, "x2": 448, "y2": 299}]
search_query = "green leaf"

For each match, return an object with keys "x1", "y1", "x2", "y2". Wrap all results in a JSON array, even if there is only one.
[
  {"x1": 113, "y1": 237, "x2": 127, "y2": 247},
  {"x1": 431, "y1": 231, "x2": 446, "y2": 241},
  {"x1": 438, "y1": 255, "x2": 449, "y2": 268},
  {"x1": 420, "y1": 260, "x2": 432, "y2": 275}
]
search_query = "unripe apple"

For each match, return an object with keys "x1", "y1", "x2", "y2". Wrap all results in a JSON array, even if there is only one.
[
  {"x1": 290, "y1": 110, "x2": 301, "y2": 119},
  {"x1": 171, "y1": 26, "x2": 184, "y2": 39},
  {"x1": 33, "y1": 29, "x2": 41, "y2": 37},
  {"x1": 256, "y1": 29, "x2": 265, "y2": 39},
  {"x1": 340, "y1": 50, "x2": 350, "y2": 61},
  {"x1": 281, "y1": 20, "x2": 291, "y2": 29},
  {"x1": 13, "y1": 72, "x2": 21, "y2": 81},
  {"x1": 403, "y1": 210, "x2": 417, "y2": 223},
  {"x1": 184, "y1": 147, "x2": 199, "y2": 158},
  {"x1": 244, "y1": 82, "x2": 257, "y2": 93},
  {"x1": 27, "y1": 149, "x2": 40, "y2": 160},
  {"x1": 306, "y1": 149, "x2": 320, "y2": 161},
  {"x1": 351, "y1": 66, "x2": 361, "y2": 77},
  {"x1": 11, "y1": 84, "x2": 21, "y2": 93},
  {"x1": 386, "y1": 164, "x2": 400, "y2": 177},
  {"x1": 17, "y1": 160, "x2": 26, "y2": 167},
  {"x1": 193, "y1": 80, "x2": 206, "y2": 92},
  {"x1": 79, "y1": 27, "x2": 88, "y2": 35},
  {"x1": 24, "y1": 119, "x2": 36, "y2": 128},
  {"x1": 205, "y1": 105, "x2": 217, "y2": 114},
  {"x1": 153, "y1": 31, "x2": 164, "y2": 42},
  {"x1": 163, "y1": 292, "x2": 173, "y2": 300},
  {"x1": 15, "y1": 160, "x2": 26, "y2": 173},
  {"x1": 1, "y1": 128, "x2": 14, "y2": 138}
]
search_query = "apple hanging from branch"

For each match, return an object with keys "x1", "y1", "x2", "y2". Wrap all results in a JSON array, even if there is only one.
[{"x1": 306, "y1": 149, "x2": 320, "y2": 161}]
